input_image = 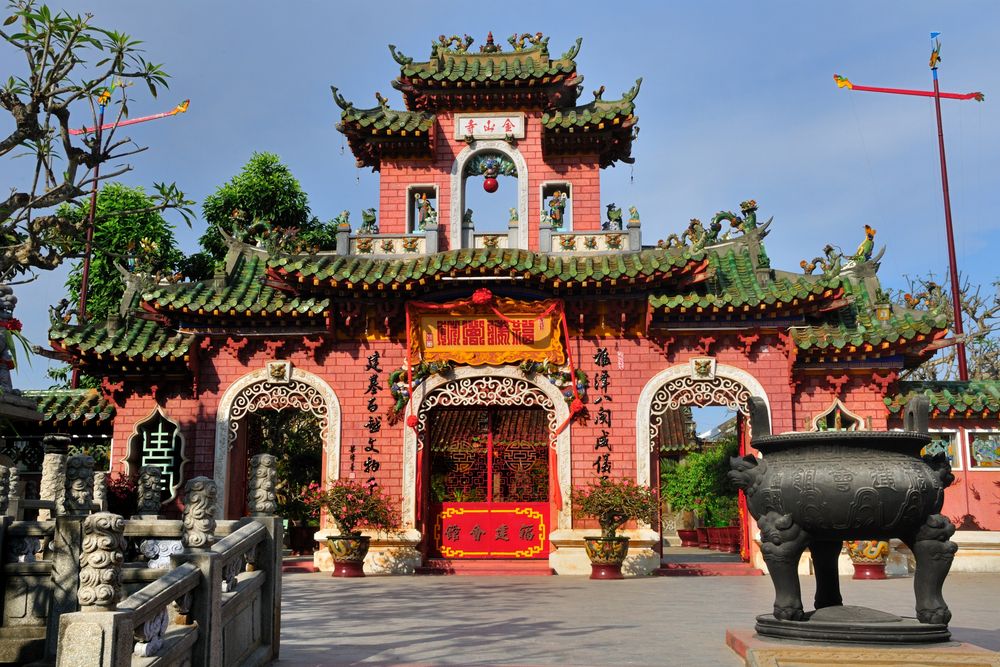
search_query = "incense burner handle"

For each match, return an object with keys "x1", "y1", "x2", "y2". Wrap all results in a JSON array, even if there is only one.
[{"x1": 747, "y1": 396, "x2": 771, "y2": 439}]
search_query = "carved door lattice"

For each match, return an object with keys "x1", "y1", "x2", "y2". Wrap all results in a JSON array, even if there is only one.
[{"x1": 422, "y1": 377, "x2": 553, "y2": 560}]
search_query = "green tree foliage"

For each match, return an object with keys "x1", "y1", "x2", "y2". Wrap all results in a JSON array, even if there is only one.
[
  {"x1": 61, "y1": 183, "x2": 182, "y2": 322},
  {"x1": 890, "y1": 273, "x2": 1000, "y2": 381},
  {"x1": 662, "y1": 436, "x2": 740, "y2": 526},
  {"x1": 248, "y1": 410, "x2": 323, "y2": 523},
  {"x1": 199, "y1": 152, "x2": 336, "y2": 261},
  {"x1": 0, "y1": 0, "x2": 191, "y2": 277}
]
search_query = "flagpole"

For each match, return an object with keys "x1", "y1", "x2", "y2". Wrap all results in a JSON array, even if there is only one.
[{"x1": 930, "y1": 38, "x2": 969, "y2": 381}]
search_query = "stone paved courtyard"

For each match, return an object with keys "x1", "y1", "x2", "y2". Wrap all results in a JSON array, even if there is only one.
[{"x1": 277, "y1": 572, "x2": 1000, "y2": 666}]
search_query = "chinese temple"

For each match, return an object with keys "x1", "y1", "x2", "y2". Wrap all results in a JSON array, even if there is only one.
[{"x1": 40, "y1": 32, "x2": 1000, "y2": 574}]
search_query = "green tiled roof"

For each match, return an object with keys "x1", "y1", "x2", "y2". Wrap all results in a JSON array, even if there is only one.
[
  {"x1": 332, "y1": 87, "x2": 434, "y2": 134},
  {"x1": 144, "y1": 252, "x2": 330, "y2": 318},
  {"x1": 393, "y1": 36, "x2": 580, "y2": 86},
  {"x1": 790, "y1": 279, "x2": 947, "y2": 354},
  {"x1": 332, "y1": 86, "x2": 435, "y2": 169},
  {"x1": 271, "y1": 246, "x2": 702, "y2": 288},
  {"x1": 23, "y1": 389, "x2": 115, "y2": 426},
  {"x1": 648, "y1": 246, "x2": 842, "y2": 312},
  {"x1": 541, "y1": 79, "x2": 640, "y2": 130},
  {"x1": 50, "y1": 317, "x2": 194, "y2": 364},
  {"x1": 885, "y1": 380, "x2": 1000, "y2": 417}
]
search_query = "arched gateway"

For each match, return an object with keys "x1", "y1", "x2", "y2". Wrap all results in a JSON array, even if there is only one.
[
  {"x1": 214, "y1": 363, "x2": 341, "y2": 517},
  {"x1": 404, "y1": 367, "x2": 572, "y2": 533},
  {"x1": 635, "y1": 361, "x2": 771, "y2": 487}
]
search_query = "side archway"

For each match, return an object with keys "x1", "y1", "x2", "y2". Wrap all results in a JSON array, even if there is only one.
[
  {"x1": 213, "y1": 364, "x2": 340, "y2": 517},
  {"x1": 450, "y1": 140, "x2": 529, "y2": 249},
  {"x1": 403, "y1": 366, "x2": 571, "y2": 530},
  {"x1": 634, "y1": 362, "x2": 771, "y2": 486}
]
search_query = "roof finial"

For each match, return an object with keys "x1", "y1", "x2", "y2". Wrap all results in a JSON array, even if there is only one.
[{"x1": 480, "y1": 31, "x2": 502, "y2": 53}]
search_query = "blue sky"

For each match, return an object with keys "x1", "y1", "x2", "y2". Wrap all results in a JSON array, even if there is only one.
[{"x1": 3, "y1": 1, "x2": 999, "y2": 389}]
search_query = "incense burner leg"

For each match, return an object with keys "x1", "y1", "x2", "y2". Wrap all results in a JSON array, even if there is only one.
[
  {"x1": 906, "y1": 514, "x2": 957, "y2": 625},
  {"x1": 758, "y1": 512, "x2": 810, "y2": 621},
  {"x1": 810, "y1": 539, "x2": 844, "y2": 610}
]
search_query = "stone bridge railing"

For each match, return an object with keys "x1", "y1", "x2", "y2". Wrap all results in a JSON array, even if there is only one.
[{"x1": 0, "y1": 437, "x2": 282, "y2": 666}]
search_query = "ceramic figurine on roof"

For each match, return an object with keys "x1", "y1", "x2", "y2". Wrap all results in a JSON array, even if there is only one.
[
  {"x1": 853, "y1": 224, "x2": 876, "y2": 262},
  {"x1": 712, "y1": 199, "x2": 763, "y2": 236}
]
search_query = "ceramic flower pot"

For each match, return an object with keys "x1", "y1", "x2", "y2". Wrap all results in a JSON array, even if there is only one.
[
  {"x1": 696, "y1": 527, "x2": 709, "y2": 549},
  {"x1": 326, "y1": 535, "x2": 370, "y2": 577},
  {"x1": 289, "y1": 525, "x2": 318, "y2": 556},
  {"x1": 846, "y1": 540, "x2": 890, "y2": 580},
  {"x1": 707, "y1": 527, "x2": 724, "y2": 551},
  {"x1": 676, "y1": 529, "x2": 698, "y2": 547},
  {"x1": 583, "y1": 536, "x2": 630, "y2": 579},
  {"x1": 723, "y1": 526, "x2": 741, "y2": 554}
]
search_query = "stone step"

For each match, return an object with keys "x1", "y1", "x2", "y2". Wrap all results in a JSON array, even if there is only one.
[
  {"x1": 0, "y1": 625, "x2": 46, "y2": 665},
  {"x1": 655, "y1": 561, "x2": 764, "y2": 577},
  {"x1": 416, "y1": 559, "x2": 554, "y2": 576}
]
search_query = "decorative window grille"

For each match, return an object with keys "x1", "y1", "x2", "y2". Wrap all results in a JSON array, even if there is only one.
[{"x1": 129, "y1": 410, "x2": 186, "y2": 502}]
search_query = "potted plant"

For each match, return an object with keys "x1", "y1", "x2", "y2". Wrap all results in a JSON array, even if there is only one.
[
  {"x1": 663, "y1": 437, "x2": 740, "y2": 551},
  {"x1": 316, "y1": 479, "x2": 400, "y2": 577},
  {"x1": 705, "y1": 495, "x2": 739, "y2": 553},
  {"x1": 280, "y1": 481, "x2": 322, "y2": 555},
  {"x1": 572, "y1": 478, "x2": 657, "y2": 579},
  {"x1": 660, "y1": 459, "x2": 698, "y2": 547}
]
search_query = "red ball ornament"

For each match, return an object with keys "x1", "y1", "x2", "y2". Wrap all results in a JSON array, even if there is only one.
[
  {"x1": 483, "y1": 176, "x2": 499, "y2": 193},
  {"x1": 406, "y1": 414, "x2": 419, "y2": 428}
]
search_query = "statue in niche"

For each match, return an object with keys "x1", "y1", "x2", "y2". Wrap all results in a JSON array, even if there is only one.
[
  {"x1": 547, "y1": 191, "x2": 567, "y2": 230},
  {"x1": 413, "y1": 194, "x2": 437, "y2": 231}
]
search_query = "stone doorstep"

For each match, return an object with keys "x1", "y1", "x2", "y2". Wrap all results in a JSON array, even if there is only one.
[
  {"x1": 726, "y1": 628, "x2": 1000, "y2": 667},
  {"x1": 750, "y1": 534, "x2": 1000, "y2": 576},
  {"x1": 0, "y1": 626, "x2": 46, "y2": 665}
]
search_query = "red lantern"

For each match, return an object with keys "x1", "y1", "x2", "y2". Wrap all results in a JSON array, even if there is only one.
[{"x1": 483, "y1": 176, "x2": 499, "y2": 193}]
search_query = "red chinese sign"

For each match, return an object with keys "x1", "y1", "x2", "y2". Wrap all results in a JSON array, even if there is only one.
[
  {"x1": 433, "y1": 502, "x2": 548, "y2": 559},
  {"x1": 408, "y1": 296, "x2": 564, "y2": 366}
]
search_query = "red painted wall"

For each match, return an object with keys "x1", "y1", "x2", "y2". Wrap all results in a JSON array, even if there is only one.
[{"x1": 378, "y1": 112, "x2": 603, "y2": 249}]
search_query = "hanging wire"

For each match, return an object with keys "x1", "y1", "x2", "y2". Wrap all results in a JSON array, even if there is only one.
[{"x1": 847, "y1": 94, "x2": 884, "y2": 220}]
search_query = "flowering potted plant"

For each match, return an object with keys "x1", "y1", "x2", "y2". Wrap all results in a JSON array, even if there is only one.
[
  {"x1": 316, "y1": 479, "x2": 400, "y2": 577},
  {"x1": 572, "y1": 478, "x2": 657, "y2": 579}
]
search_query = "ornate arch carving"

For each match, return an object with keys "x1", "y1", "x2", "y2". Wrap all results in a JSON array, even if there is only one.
[
  {"x1": 635, "y1": 362, "x2": 771, "y2": 486},
  {"x1": 402, "y1": 366, "x2": 571, "y2": 530},
  {"x1": 450, "y1": 140, "x2": 529, "y2": 249},
  {"x1": 213, "y1": 364, "x2": 340, "y2": 517},
  {"x1": 416, "y1": 376, "x2": 558, "y2": 433}
]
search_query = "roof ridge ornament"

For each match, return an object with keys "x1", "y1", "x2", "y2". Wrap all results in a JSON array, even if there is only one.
[
  {"x1": 388, "y1": 44, "x2": 412, "y2": 66},
  {"x1": 560, "y1": 37, "x2": 582, "y2": 61},
  {"x1": 480, "y1": 31, "x2": 502, "y2": 53},
  {"x1": 330, "y1": 86, "x2": 353, "y2": 111},
  {"x1": 433, "y1": 34, "x2": 474, "y2": 57},
  {"x1": 622, "y1": 77, "x2": 643, "y2": 101},
  {"x1": 508, "y1": 32, "x2": 546, "y2": 52}
]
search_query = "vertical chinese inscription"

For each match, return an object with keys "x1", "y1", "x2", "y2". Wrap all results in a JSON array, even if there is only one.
[
  {"x1": 362, "y1": 351, "x2": 383, "y2": 490},
  {"x1": 592, "y1": 346, "x2": 614, "y2": 479}
]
